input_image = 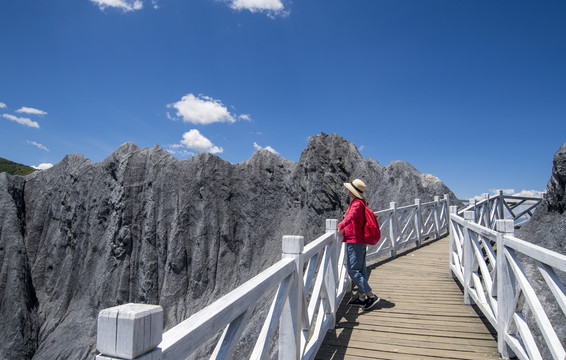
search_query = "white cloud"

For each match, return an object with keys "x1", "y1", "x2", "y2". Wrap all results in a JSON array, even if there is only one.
[
  {"x1": 0, "y1": 102, "x2": 6, "y2": 109},
  {"x1": 90, "y1": 0, "x2": 143, "y2": 11},
  {"x1": 239, "y1": 114, "x2": 252, "y2": 121},
  {"x1": 16, "y1": 107, "x2": 47, "y2": 116},
  {"x1": 32, "y1": 163, "x2": 53, "y2": 170},
  {"x1": 167, "y1": 148, "x2": 195, "y2": 157},
  {"x1": 490, "y1": 188, "x2": 515, "y2": 195},
  {"x1": 253, "y1": 142, "x2": 279, "y2": 155},
  {"x1": 168, "y1": 94, "x2": 236, "y2": 125},
  {"x1": 26, "y1": 140, "x2": 49, "y2": 151},
  {"x1": 513, "y1": 189, "x2": 545, "y2": 198},
  {"x1": 229, "y1": 0, "x2": 288, "y2": 17},
  {"x1": 179, "y1": 129, "x2": 223, "y2": 154},
  {"x1": 3, "y1": 114, "x2": 40, "y2": 128}
]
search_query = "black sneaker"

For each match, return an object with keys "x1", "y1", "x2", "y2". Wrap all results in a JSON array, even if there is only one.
[
  {"x1": 362, "y1": 296, "x2": 380, "y2": 311},
  {"x1": 348, "y1": 297, "x2": 367, "y2": 306}
]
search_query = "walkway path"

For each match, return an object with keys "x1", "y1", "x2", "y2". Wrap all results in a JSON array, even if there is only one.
[{"x1": 317, "y1": 236, "x2": 500, "y2": 360}]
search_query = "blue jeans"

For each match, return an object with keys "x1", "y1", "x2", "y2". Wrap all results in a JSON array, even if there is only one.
[{"x1": 346, "y1": 243, "x2": 372, "y2": 295}]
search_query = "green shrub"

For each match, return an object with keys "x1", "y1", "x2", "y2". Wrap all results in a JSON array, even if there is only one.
[{"x1": 0, "y1": 157, "x2": 36, "y2": 176}]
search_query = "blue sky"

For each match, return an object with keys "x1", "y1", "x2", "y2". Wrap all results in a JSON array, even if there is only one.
[{"x1": 1, "y1": 0, "x2": 565, "y2": 200}]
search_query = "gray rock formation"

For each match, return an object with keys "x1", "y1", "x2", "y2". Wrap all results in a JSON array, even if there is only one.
[
  {"x1": 515, "y1": 142, "x2": 566, "y2": 358},
  {"x1": 517, "y1": 142, "x2": 566, "y2": 254},
  {"x1": 0, "y1": 133, "x2": 458, "y2": 359}
]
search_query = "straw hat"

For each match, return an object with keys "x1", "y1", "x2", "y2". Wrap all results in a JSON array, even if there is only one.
[{"x1": 344, "y1": 179, "x2": 366, "y2": 199}]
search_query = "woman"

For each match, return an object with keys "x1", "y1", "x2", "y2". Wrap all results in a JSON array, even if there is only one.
[{"x1": 338, "y1": 179, "x2": 380, "y2": 311}]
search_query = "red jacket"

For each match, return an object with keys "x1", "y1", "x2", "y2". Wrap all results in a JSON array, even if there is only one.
[{"x1": 338, "y1": 198, "x2": 367, "y2": 243}]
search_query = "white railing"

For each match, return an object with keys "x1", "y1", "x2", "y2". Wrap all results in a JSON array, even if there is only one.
[
  {"x1": 95, "y1": 195, "x2": 450, "y2": 360},
  {"x1": 368, "y1": 195, "x2": 450, "y2": 262},
  {"x1": 459, "y1": 190, "x2": 543, "y2": 229},
  {"x1": 449, "y1": 207, "x2": 566, "y2": 360}
]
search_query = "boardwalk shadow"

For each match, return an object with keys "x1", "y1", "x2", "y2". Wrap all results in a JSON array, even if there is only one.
[
  {"x1": 317, "y1": 296, "x2": 396, "y2": 359},
  {"x1": 317, "y1": 239, "x2": 450, "y2": 359}
]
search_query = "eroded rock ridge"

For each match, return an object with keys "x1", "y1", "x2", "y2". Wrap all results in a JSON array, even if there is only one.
[{"x1": 0, "y1": 133, "x2": 458, "y2": 359}]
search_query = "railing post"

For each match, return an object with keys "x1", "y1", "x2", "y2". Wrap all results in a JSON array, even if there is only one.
[
  {"x1": 389, "y1": 202, "x2": 398, "y2": 258},
  {"x1": 448, "y1": 206, "x2": 458, "y2": 279},
  {"x1": 462, "y1": 211, "x2": 475, "y2": 305},
  {"x1": 496, "y1": 220, "x2": 516, "y2": 359},
  {"x1": 497, "y1": 190, "x2": 505, "y2": 221},
  {"x1": 483, "y1": 193, "x2": 491, "y2": 228},
  {"x1": 414, "y1": 199, "x2": 422, "y2": 247},
  {"x1": 469, "y1": 197, "x2": 477, "y2": 220},
  {"x1": 325, "y1": 219, "x2": 338, "y2": 329},
  {"x1": 96, "y1": 303, "x2": 163, "y2": 360},
  {"x1": 280, "y1": 235, "x2": 305, "y2": 360},
  {"x1": 443, "y1": 194, "x2": 450, "y2": 234},
  {"x1": 434, "y1": 196, "x2": 441, "y2": 239}
]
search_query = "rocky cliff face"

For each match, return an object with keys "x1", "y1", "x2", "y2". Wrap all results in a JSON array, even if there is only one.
[
  {"x1": 517, "y1": 142, "x2": 566, "y2": 254},
  {"x1": 0, "y1": 133, "x2": 458, "y2": 359},
  {"x1": 515, "y1": 142, "x2": 566, "y2": 358}
]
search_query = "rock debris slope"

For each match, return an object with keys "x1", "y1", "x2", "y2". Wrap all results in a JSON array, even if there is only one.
[{"x1": 0, "y1": 133, "x2": 458, "y2": 359}]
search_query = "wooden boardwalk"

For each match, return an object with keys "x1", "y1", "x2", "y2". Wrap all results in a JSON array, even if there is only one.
[{"x1": 317, "y1": 236, "x2": 500, "y2": 360}]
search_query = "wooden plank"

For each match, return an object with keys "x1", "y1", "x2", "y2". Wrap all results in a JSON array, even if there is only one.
[
  {"x1": 318, "y1": 236, "x2": 500, "y2": 360},
  {"x1": 346, "y1": 316, "x2": 496, "y2": 334},
  {"x1": 363, "y1": 312, "x2": 490, "y2": 325},
  {"x1": 332, "y1": 322, "x2": 497, "y2": 341},
  {"x1": 320, "y1": 337, "x2": 499, "y2": 358},
  {"x1": 333, "y1": 329, "x2": 498, "y2": 349},
  {"x1": 317, "y1": 343, "x2": 498, "y2": 360}
]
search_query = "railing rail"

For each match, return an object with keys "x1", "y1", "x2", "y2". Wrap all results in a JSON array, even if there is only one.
[
  {"x1": 449, "y1": 207, "x2": 566, "y2": 360},
  {"x1": 95, "y1": 195, "x2": 450, "y2": 360}
]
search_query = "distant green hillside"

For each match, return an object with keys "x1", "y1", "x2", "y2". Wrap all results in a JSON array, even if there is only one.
[{"x1": 0, "y1": 157, "x2": 36, "y2": 176}]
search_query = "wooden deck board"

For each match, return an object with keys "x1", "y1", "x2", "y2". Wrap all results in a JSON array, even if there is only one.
[{"x1": 317, "y1": 236, "x2": 500, "y2": 360}]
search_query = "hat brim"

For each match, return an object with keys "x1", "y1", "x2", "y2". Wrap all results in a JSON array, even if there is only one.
[{"x1": 344, "y1": 182, "x2": 364, "y2": 199}]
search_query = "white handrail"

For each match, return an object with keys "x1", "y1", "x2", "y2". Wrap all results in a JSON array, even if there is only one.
[
  {"x1": 160, "y1": 258, "x2": 296, "y2": 359},
  {"x1": 449, "y1": 207, "x2": 565, "y2": 360},
  {"x1": 95, "y1": 196, "x2": 451, "y2": 360}
]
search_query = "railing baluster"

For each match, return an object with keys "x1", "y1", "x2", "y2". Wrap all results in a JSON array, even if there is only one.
[
  {"x1": 212, "y1": 309, "x2": 252, "y2": 360},
  {"x1": 250, "y1": 274, "x2": 292, "y2": 360},
  {"x1": 537, "y1": 263, "x2": 566, "y2": 316}
]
